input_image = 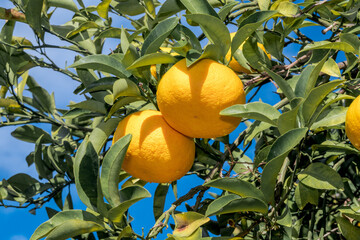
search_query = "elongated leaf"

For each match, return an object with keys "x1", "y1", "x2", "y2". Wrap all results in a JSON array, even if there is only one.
[
  {"x1": 74, "y1": 138, "x2": 100, "y2": 210},
  {"x1": 24, "y1": 0, "x2": 43, "y2": 35},
  {"x1": 298, "y1": 162, "x2": 344, "y2": 190},
  {"x1": 101, "y1": 134, "x2": 132, "y2": 207},
  {"x1": 205, "y1": 194, "x2": 268, "y2": 217},
  {"x1": 153, "y1": 183, "x2": 170, "y2": 220},
  {"x1": 48, "y1": 0, "x2": 78, "y2": 12},
  {"x1": 11, "y1": 125, "x2": 53, "y2": 143},
  {"x1": 97, "y1": 0, "x2": 112, "y2": 19},
  {"x1": 302, "y1": 79, "x2": 345, "y2": 125},
  {"x1": 204, "y1": 178, "x2": 266, "y2": 202},
  {"x1": 108, "y1": 186, "x2": 151, "y2": 223},
  {"x1": 82, "y1": 77, "x2": 117, "y2": 93},
  {"x1": 221, "y1": 102, "x2": 280, "y2": 126},
  {"x1": 336, "y1": 217, "x2": 360, "y2": 240},
  {"x1": 185, "y1": 14, "x2": 230, "y2": 58},
  {"x1": 300, "y1": 41, "x2": 355, "y2": 53},
  {"x1": 261, "y1": 128, "x2": 308, "y2": 204},
  {"x1": 277, "y1": 98, "x2": 303, "y2": 134},
  {"x1": 127, "y1": 53, "x2": 177, "y2": 69},
  {"x1": 295, "y1": 55, "x2": 328, "y2": 98},
  {"x1": 69, "y1": 55, "x2": 131, "y2": 78},
  {"x1": 88, "y1": 118, "x2": 121, "y2": 154},
  {"x1": 231, "y1": 11, "x2": 277, "y2": 56},
  {"x1": 263, "y1": 66, "x2": 295, "y2": 102},
  {"x1": 180, "y1": 0, "x2": 218, "y2": 17},
  {"x1": 66, "y1": 21, "x2": 99, "y2": 38},
  {"x1": 45, "y1": 219, "x2": 104, "y2": 240},
  {"x1": 295, "y1": 182, "x2": 319, "y2": 210},
  {"x1": 29, "y1": 86, "x2": 56, "y2": 114},
  {"x1": 141, "y1": 17, "x2": 179, "y2": 55},
  {"x1": 310, "y1": 106, "x2": 347, "y2": 131},
  {"x1": 30, "y1": 210, "x2": 104, "y2": 240},
  {"x1": 69, "y1": 100, "x2": 107, "y2": 114},
  {"x1": 218, "y1": 2, "x2": 238, "y2": 21}
]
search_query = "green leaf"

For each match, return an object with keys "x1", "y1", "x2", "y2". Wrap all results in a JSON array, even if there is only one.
[
  {"x1": 97, "y1": 0, "x2": 112, "y2": 19},
  {"x1": 106, "y1": 96, "x2": 144, "y2": 119},
  {"x1": 263, "y1": 31, "x2": 284, "y2": 61},
  {"x1": 127, "y1": 53, "x2": 177, "y2": 69},
  {"x1": 298, "y1": 162, "x2": 344, "y2": 190},
  {"x1": 277, "y1": 206, "x2": 292, "y2": 227},
  {"x1": 88, "y1": 118, "x2": 121, "y2": 154},
  {"x1": 186, "y1": 45, "x2": 222, "y2": 67},
  {"x1": 263, "y1": 66, "x2": 295, "y2": 102},
  {"x1": 11, "y1": 125, "x2": 53, "y2": 143},
  {"x1": 302, "y1": 79, "x2": 345, "y2": 125},
  {"x1": 204, "y1": 178, "x2": 266, "y2": 203},
  {"x1": 185, "y1": 14, "x2": 230, "y2": 58},
  {"x1": 82, "y1": 77, "x2": 117, "y2": 93},
  {"x1": 111, "y1": 0, "x2": 145, "y2": 16},
  {"x1": 321, "y1": 58, "x2": 341, "y2": 77},
  {"x1": 179, "y1": 0, "x2": 218, "y2": 17},
  {"x1": 336, "y1": 217, "x2": 360, "y2": 240},
  {"x1": 277, "y1": 98, "x2": 303, "y2": 134},
  {"x1": 100, "y1": 134, "x2": 132, "y2": 207},
  {"x1": 221, "y1": 102, "x2": 280, "y2": 126},
  {"x1": 66, "y1": 21, "x2": 100, "y2": 39},
  {"x1": 30, "y1": 210, "x2": 105, "y2": 240},
  {"x1": 205, "y1": 194, "x2": 268, "y2": 217},
  {"x1": 69, "y1": 100, "x2": 107, "y2": 114},
  {"x1": 112, "y1": 78, "x2": 141, "y2": 101},
  {"x1": 47, "y1": 0, "x2": 78, "y2": 12},
  {"x1": 141, "y1": 17, "x2": 179, "y2": 55},
  {"x1": 295, "y1": 182, "x2": 319, "y2": 210},
  {"x1": 34, "y1": 136, "x2": 53, "y2": 179},
  {"x1": 218, "y1": 2, "x2": 238, "y2": 21},
  {"x1": 310, "y1": 106, "x2": 347, "y2": 131},
  {"x1": 153, "y1": 183, "x2": 170, "y2": 221},
  {"x1": 258, "y1": 0, "x2": 270, "y2": 11},
  {"x1": 69, "y1": 55, "x2": 131, "y2": 78},
  {"x1": 276, "y1": 2, "x2": 299, "y2": 17},
  {"x1": 231, "y1": 11, "x2": 277, "y2": 56},
  {"x1": 294, "y1": 54, "x2": 328, "y2": 98},
  {"x1": 73, "y1": 138, "x2": 100, "y2": 210},
  {"x1": 108, "y1": 185, "x2": 151, "y2": 223},
  {"x1": 24, "y1": 0, "x2": 44, "y2": 36},
  {"x1": 45, "y1": 219, "x2": 104, "y2": 240},
  {"x1": 340, "y1": 33, "x2": 360, "y2": 55},
  {"x1": 299, "y1": 41, "x2": 355, "y2": 53},
  {"x1": 261, "y1": 128, "x2": 308, "y2": 204},
  {"x1": 28, "y1": 86, "x2": 56, "y2": 114},
  {"x1": 243, "y1": 121, "x2": 273, "y2": 147}
]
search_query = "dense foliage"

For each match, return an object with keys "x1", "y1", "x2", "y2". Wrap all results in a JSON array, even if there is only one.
[{"x1": 1, "y1": 0, "x2": 360, "y2": 239}]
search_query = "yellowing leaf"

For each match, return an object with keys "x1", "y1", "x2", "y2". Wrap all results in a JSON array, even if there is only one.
[
  {"x1": 321, "y1": 58, "x2": 341, "y2": 77},
  {"x1": 97, "y1": 0, "x2": 112, "y2": 19},
  {"x1": 172, "y1": 212, "x2": 210, "y2": 238}
]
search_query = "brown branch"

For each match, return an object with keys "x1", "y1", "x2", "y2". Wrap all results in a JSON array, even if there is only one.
[{"x1": 0, "y1": 7, "x2": 26, "y2": 22}]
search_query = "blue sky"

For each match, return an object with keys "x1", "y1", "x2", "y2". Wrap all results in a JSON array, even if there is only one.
[{"x1": 0, "y1": 0, "x2": 341, "y2": 239}]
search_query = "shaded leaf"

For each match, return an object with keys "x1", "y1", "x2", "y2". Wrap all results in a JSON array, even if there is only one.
[
  {"x1": 11, "y1": 125, "x2": 53, "y2": 143},
  {"x1": 88, "y1": 118, "x2": 121, "y2": 154},
  {"x1": 261, "y1": 128, "x2": 308, "y2": 204},
  {"x1": 336, "y1": 217, "x2": 360, "y2": 240},
  {"x1": 153, "y1": 183, "x2": 170, "y2": 221},
  {"x1": 298, "y1": 162, "x2": 344, "y2": 190},
  {"x1": 100, "y1": 134, "x2": 132, "y2": 207},
  {"x1": 295, "y1": 182, "x2": 319, "y2": 210},
  {"x1": 173, "y1": 212, "x2": 210, "y2": 238}
]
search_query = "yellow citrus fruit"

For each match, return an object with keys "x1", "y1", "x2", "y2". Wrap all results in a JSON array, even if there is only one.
[
  {"x1": 156, "y1": 58, "x2": 246, "y2": 139},
  {"x1": 112, "y1": 110, "x2": 195, "y2": 183},
  {"x1": 345, "y1": 95, "x2": 360, "y2": 150},
  {"x1": 226, "y1": 32, "x2": 271, "y2": 74}
]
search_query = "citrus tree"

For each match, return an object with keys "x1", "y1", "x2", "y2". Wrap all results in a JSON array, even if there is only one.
[{"x1": 1, "y1": 0, "x2": 360, "y2": 239}]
